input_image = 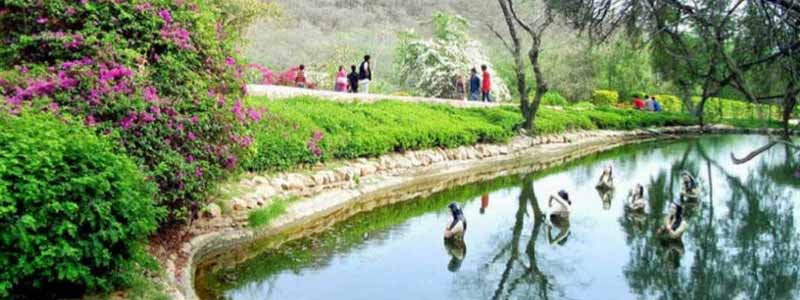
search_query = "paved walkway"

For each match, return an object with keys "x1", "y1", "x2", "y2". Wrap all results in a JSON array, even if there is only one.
[{"x1": 247, "y1": 85, "x2": 510, "y2": 108}]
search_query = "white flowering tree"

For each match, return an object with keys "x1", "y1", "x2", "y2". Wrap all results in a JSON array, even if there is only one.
[{"x1": 396, "y1": 13, "x2": 510, "y2": 101}]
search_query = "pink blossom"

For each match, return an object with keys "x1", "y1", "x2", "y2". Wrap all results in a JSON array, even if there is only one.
[
  {"x1": 29, "y1": 80, "x2": 56, "y2": 96},
  {"x1": 66, "y1": 7, "x2": 77, "y2": 16},
  {"x1": 20, "y1": 66, "x2": 28, "y2": 74},
  {"x1": 190, "y1": 115, "x2": 199, "y2": 124},
  {"x1": 81, "y1": 57, "x2": 93, "y2": 65},
  {"x1": 143, "y1": 86, "x2": 159, "y2": 103},
  {"x1": 141, "y1": 112, "x2": 155, "y2": 123},
  {"x1": 85, "y1": 115, "x2": 96, "y2": 126},
  {"x1": 187, "y1": 132, "x2": 196, "y2": 141},
  {"x1": 57, "y1": 71, "x2": 79, "y2": 89},
  {"x1": 159, "y1": 9, "x2": 173, "y2": 23},
  {"x1": 232, "y1": 100, "x2": 244, "y2": 121},
  {"x1": 186, "y1": 154, "x2": 194, "y2": 163},
  {"x1": 150, "y1": 106, "x2": 161, "y2": 118},
  {"x1": 135, "y1": 3, "x2": 152, "y2": 12},
  {"x1": 160, "y1": 24, "x2": 192, "y2": 49},
  {"x1": 120, "y1": 111, "x2": 138, "y2": 130},
  {"x1": 225, "y1": 57, "x2": 236, "y2": 66},
  {"x1": 224, "y1": 155, "x2": 238, "y2": 169},
  {"x1": 64, "y1": 34, "x2": 83, "y2": 49},
  {"x1": 239, "y1": 136, "x2": 253, "y2": 148},
  {"x1": 36, "y1": 17, "x2": 48, "y2": 24},
  {"x1": 246, "y1": 108, "x2": 261, "y2": 122},
  {"x1": 307, "y1": 131, "x2": 324, "y2": 157},
  {"x1": 194, "y1": 167, "x2": 203, "y2": 177},
  {"x1": 48, "y1": 102, "x2": 60, "y2": 113}
]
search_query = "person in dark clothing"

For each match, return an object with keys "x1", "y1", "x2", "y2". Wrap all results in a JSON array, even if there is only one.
[
  {"x1": 469, "y1": 68, "x2": 481, "y2": 101},
  {"x1": 358, "y1": 55, "x2": 372, "y2": 93},
  {"x1": 347, "y1": 65, "x2": 359, "y2": 93}
]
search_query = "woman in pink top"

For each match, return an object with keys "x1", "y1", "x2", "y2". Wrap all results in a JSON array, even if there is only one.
[{"x1": 335, "y1": 66, "x2": 348, "y2": 92}]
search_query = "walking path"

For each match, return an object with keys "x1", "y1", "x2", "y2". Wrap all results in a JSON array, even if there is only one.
[{"x1": 247, "y1": 84, "x2": 510, "y2": 108}]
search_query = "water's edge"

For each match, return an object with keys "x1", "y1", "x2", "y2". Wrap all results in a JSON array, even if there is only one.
[{"x1": 176, "y1": 126, "x2": 780, "y2": 300}]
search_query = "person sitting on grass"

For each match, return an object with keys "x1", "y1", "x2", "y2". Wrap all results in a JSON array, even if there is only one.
[
  {"x1": 444, "y1": 202, "x2": 467, "y2": 240},
  {"x1": 626, "y1": 184, "x2": 647, "y2": 212},
  {"x1": 657, "y1": 202, "x2": 687, "y2": 240},
  {"x1": 295, "y1": 64, "x2": 307, "y2": 88},
  {"x1": 633, "y1": 96, "x2": 645, "y2": 110},
  {"x1": 652, "y1": 96, "x2": 663, "y2": 112},
  {"x1": 645, "y1": 95, "x2": 655, "y2": 111}
]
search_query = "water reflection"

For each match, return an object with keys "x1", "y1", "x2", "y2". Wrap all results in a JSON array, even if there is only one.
[{"x1": 196, "y1": 136, "x2": 800, "y2": 300}]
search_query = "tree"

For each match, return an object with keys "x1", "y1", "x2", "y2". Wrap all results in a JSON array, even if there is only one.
[{"x1": 492, "y1": 0, "x2": 554, "y2": 131}]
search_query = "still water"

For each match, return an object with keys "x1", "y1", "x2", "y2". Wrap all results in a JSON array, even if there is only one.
[{"x1": 197, "y1": 135, "x2": 800, "y2": 300}]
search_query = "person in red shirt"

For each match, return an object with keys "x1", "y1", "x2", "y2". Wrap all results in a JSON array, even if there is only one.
[
  {"x1": 481, "y1": 65, "x2": 492, "y2": 102},
  {"x1": 633, "y1": 96, "x2": 645, "y2": 110}
]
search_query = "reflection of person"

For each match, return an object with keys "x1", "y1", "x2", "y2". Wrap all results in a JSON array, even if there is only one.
[
  {"x1": 444, "y1": 202, "x2": 467, "y2": 240},
  {"x1": 680, "y1": 171, "x2": 699, "y2": 201},
  {"x1": 596, "y1": 165, "x2": 614, "y2": 190},
  {"x1": 626, "y1": 184, "x2": 646, "y2": 212},
  {"x1": 444, "y1": 238, "x2": 466, "y2": 272},
  {"x1": 657, "y1": 202, "x2": 687, "y2": 240},
  {"x1": 547, "y1": 216, "x2": 571, "y2": 246},
  {"x1": 480, "y1": 193, "x2": 489, "y2": 214},
  {"x1": 548, "y1": 190, "x2": 572, "y2": 219}
]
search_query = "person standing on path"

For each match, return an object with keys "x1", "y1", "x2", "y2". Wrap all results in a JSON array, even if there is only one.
[
  {"x1": 295, "y1": 64, "x2": 307, "y2": 88},
  {"x1": 481, "y1": 65, "x2": 492, "y2": 102},
  {"x1": 335, "y1": 66, "x2": 348, "y2": 92},
  {"x1": 469, "y1": 68, "x2": 481, "y2": 101},
  {"x1": 359, "y1": 55, "x2": 372, "y2": 94},
  {"x1": 347, "y1": 65, "x2": 359, "y2": 93}
]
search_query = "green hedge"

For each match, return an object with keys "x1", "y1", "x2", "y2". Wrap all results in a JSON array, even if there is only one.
[
  {"x1": 534, "y1": 106, "x2": 697, "y2": 134},
  {"x1": 0, "y1": 113, "x2": 163, "y2": 297},
  {"x1": 540, "y1": 91, "x2": 569, "y2": 106},
  {"x1": 591, "y1": 90, "x2": 620, "y2": 106},
  {"x1": 243, "y1": 97, "x2": 524, "y2": 171}
]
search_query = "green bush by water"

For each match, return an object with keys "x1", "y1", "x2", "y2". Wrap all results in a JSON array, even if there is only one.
[
  {"x1": 0, "y1": 113, "x2": 163, "y2": 297},
  {"x1": 243, "y1": 97, "x2": 523, "y2": 172}
]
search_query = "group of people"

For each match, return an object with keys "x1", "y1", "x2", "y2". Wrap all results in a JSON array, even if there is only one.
[
  {"x1": 633, "y1": 95, "x2": 664, "y2": 112},
  {"x1": 443, "y1": 165, "x2": 702, "y2": 245},
  {"x1": 463, "y1": 65, "x2": 493, "y2": 102},
  {"x1": 295, "y1": 55, "x2": 374, "y2": 94}
]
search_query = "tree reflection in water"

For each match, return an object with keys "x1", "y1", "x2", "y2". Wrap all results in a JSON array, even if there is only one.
[{"x1": 621, "y1": 140, "x2": 800, "y2": 299}]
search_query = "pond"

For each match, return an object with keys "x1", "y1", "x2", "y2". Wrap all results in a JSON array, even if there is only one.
[{"x1": 196, "y1": 135, "x2": 800, "y2": 300}]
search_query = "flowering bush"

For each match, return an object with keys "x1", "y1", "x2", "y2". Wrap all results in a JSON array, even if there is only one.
[
  {"x1": 0, "y1": 0, "x2": 258, "y2": 223},
  {"x1": 395, "y1": 13, "x2": 511, "y2": 101},
  {"x1": 0, "y1": 112, "x2": 163, "y2": 297}
]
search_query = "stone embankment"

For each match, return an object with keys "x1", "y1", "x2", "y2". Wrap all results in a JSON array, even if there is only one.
[{"x1": 163, "y1": 125, "x2": 778, "y2": 300}]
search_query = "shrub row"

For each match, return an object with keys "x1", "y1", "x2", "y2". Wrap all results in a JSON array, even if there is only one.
[
  {"x1": 0, "y1": 113, "x2": 162, "y2": 297},
  {"x1": 534, "y1": 106, "x2": 697, "y2": 134},
  {"x1": 243, "y1": 97, "x2": 523, "y2": 171}
]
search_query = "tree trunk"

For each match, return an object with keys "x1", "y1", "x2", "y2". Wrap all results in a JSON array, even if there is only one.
[
  {"x1": 782, "y1": 86, "x2": 797, "y2": 138},
  {"x1": 527, "y1": 43, "x2": 547, "y2": 131},
  {"x1": 497, "y1": 0, "x2": 532, "y2": 131}
]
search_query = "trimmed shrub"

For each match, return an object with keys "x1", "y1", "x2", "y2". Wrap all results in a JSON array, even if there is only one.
[
  {"x1": 591, "y1": 90, "x2": 619, "y2": 106},
  {"x1": 540, "y1": 91, "x2": 568, "y2": 106},
  {"x1": 243, "y1": 97, "x2": 523, "y2": 171},
  {"x1": 0, "y1": 113, "x2": 163, "y2": 297},
  {"x1": 0, "y1": 1, "x2": 256, "y2": 222},
  {"x1": 654, "y1": 94, "x2": 683, "y2": 112}
]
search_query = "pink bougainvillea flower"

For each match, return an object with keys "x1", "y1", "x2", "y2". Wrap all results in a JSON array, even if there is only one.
[
  {"x1": 66, "y1": 7, "x2": 77, "y2": 16},
  {"x1": 186, "y1": 154, "x2": 195, "y2": 163},
  {"x1": 232, "y1": 100, "x2": 244, "y2": 121},
  {"x1": 225, "y1": 57, "x2": 236, "y2": 66},
  {"x1": 187, "y1": 132, "x2": 196, "y2": 141},
  {"x1": 36, "y1": 17, "x2": 48, "y2": 24},
  {"x1": 159, "y1": 9, "x2": 173, "y2": 23},
  {"x1": 120, "y1": 111, "x2": 138, "y2": 130},
  {"x1": 85, "y1": 115, "x2": 96, "y2": 126},
  {"x1": 307, "y1": 131, "x2": 324, "y2": 157},
  {"x1": 143, "y1": 86, "x2": 159, "y2": 103},
  {"x1": 194, "y1": 167, "x2": 203, "y2": 177},
  {"x1": 57, "y1": 71, "x2": 79, "y2": 89},
  {"x1": 190, "y1": 115, "x2": 199, "y2": 124}
]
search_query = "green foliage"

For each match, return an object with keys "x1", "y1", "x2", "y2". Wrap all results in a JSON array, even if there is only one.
[
  {"x1": 243, "y1": 97, "x2": 523, "y2": 171},
  {"x1": 248, "y1": 199, "x2": 289, "y2": 228},
  {"x1": 540, "y1": 91, "x2": 569, "y2": 106},
  {"x1": 653, "y1": 94, "x2": 683, "y2": 112},
  {"x1": 0, "y1": 0, "x2": 254, "y2": 223},
  {"x1": 534, "y1": 106, "x2": 697, "y2": 134},
  {"x1": 592, "y1": 90, "x2": 620, "y2": 106},
  {"x1": 0, "y1": 113, "x2": 163, "y2": 297}
]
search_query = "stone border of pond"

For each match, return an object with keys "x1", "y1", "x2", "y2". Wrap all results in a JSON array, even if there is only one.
[{"x1": 166, "y1": 125, "x2": 784, "y2": 300}]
